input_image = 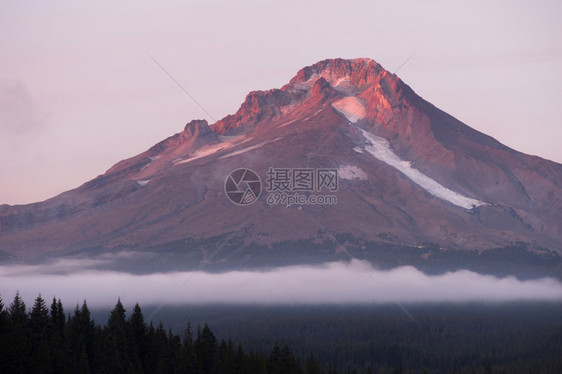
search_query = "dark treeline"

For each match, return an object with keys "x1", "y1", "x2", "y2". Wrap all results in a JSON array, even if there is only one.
[
  {"x1": 1, "y1": 293, "x2": 561, "y2": 373},
  {"x1": 0, "y1": 293, "x2": 315, "y2": 374}
]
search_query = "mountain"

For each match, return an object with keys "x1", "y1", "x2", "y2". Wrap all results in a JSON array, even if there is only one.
[{"x1": 1, "y1": 58, "x2": 561, "y2": 278}]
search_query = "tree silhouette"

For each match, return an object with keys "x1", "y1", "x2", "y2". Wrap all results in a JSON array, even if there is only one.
[
  {"x1": 29, "y1": 295, "x2": 51, "y2": 372},
  {"x1": 7, "y1": 292, "x2": 29, "y2": 373},
  {"x1": 196, "y1": 323, "x2": 218, "y2": 373},
  {"x1": 0, "y1": 295, "x2": 10, "y2": 374},
  {"x1": 101, "y1": 298, "x2": 142, "y2": 373}
]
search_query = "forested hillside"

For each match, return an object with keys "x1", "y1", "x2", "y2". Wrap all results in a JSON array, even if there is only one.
[
  {"x1": 1, "y1": 293, "x2": 560, "y2": 373},
  {"x1": 0, "y1": 293, "x2": 310, "y2": 374}
]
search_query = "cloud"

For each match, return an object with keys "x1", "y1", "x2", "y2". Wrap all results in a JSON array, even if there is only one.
[
  {"x1": 0, "y1": 80, "x2": 46, "y2": 135},
  {"x1": 0, "y1": 260, "x2": 560, "y2": 309}
]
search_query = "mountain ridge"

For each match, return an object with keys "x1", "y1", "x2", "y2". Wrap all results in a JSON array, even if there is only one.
[{"x1": 1, "y1": 58, "x2": 561, "y2": 270}]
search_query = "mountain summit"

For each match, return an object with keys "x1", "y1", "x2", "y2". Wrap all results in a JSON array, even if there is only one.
[{"x1": 1, "y1": 58, "x2": 561, "y2": 277}]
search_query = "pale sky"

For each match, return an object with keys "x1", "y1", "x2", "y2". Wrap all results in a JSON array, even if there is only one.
[{"x1": 1, "y1": 0, "x2": 561, "y2": 205}]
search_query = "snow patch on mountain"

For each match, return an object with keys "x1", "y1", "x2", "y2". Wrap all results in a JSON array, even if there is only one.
[
  {"x1": 219, "y1": 141, "x2": 268, "y2": 159},
  {"x1": 338, "y1": 165, "x2": 368, "y2": 181},
  {"x1": 140, "y1": 163, "x2": 151, "y2": 172},
  {"x1": 136, "y1": 180, "x2": 150, "y2": 187},
  {"x1": 173, "y1": 136, "x2": 254, "y2": 165},
  {"x1": 356, "y1": 127, "x2": 486, "y2": 210},
  {"x1": 218, "y1": 135, "x2": 246, "y2": 142},
  {"x1": 332, "y1": 97, "x2": 366, "y2": 123},
  {"x1": 219, "y1": 138, "x2": 282, "y2": 159},
  {"x1": 174, "y1": 144, "x2": 229, "y2": 165}
]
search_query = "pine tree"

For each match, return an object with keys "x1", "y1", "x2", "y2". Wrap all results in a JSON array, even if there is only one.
[
  {"x1": 8, "y1": 291, "x2": 27, "y2": 325},
  {"x1": 29, "y1": 294, "x2": 52, "y2": 373},
  {"x1": 30, "y1": 294, "x2": 49, "y2": 323},
  {"x1": 50, "y1": 297, "x2": 66, "y2": 338},
  {"x1": 0, "y1": 295, "x2": 9, "y2": 374},
  {"x1": 129, "y1": 302, "x2": 149, "y2": 370},
  {"x1": 236, "y1": 343, "x2": 252, "y2": 374},
  {"x1": 144, "y1": 322, "x2": 161, "y2": 373},
  {"x1": 269, "y1": 342, "x2": 301, "y2": 374},
  {"x1": 66, "y1": 300, "x2": 95, "y2": 373},
  {"x1": 101, "y1": 298, "x2": 141, "y2": 373},
  {"x1": 195, "y1": 323, "x2": 218, "y2": 374},
  {"x1": 147, "y1": 322, "x2": 169, "y2": 374},
  {"x1": 178, "y1": 321, "x2": 197, "y2": 373},
  {"x1": 269, "y1": 342, "x2": 282, "y2": 374},
  {"x1": 7, "y1": 291, "x2": 30, "y2": 374},
  {"x1": 48, "y1": 297, "x2": 67, "y2": 374},
  {"x1": 166, "y1": 328, "x2": 181, "y2": 372},
  {"x1": 214, "y1": 338, "x2": 241, "y2": 374},
  {"x1": 279, "y1": 343, "x2": 301, "y2": 374}
]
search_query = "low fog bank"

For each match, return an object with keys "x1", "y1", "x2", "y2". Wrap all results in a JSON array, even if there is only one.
[{"x1": 1, "y1": 260, "x2": 560, "y2": 308}]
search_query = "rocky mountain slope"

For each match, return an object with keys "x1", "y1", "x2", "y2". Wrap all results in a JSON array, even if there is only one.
[{"x1": 1, "y1": 58, "x2": 560, "y2": 276}]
